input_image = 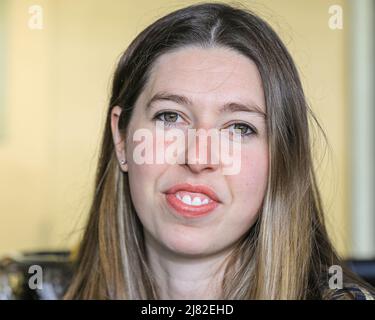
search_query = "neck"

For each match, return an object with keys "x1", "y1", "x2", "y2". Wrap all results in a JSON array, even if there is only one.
[{"x1": 144, "y1": 231, "x2": 234, "y2": 300}]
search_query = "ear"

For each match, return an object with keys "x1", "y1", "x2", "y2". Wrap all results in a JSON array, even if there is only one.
[{"x1": 111, "y1": 106, "x2": 128, "y2": 172}]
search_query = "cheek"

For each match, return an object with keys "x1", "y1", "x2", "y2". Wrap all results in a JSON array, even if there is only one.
[
  {"x1": 127, "y1": 163, "x2": 154, "y2": 214},
  {"x1": 126, "y1": 131, "x2": 171, "y2": 221},
  {"x1": 241, "y1": 145, "x2": 268, "y2": 189},
  {"x1": 229, "y1": 144, "x2": 268, "y2": 218}
]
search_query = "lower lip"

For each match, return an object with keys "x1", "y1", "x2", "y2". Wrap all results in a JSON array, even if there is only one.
[{"x1": 165, "y1": 194, "x2": 219, "y2": 218}]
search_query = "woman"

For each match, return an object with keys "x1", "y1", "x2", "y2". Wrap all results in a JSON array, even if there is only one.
[{"x1": 64, "y1": 2, "x2": 375, "y2": 299}]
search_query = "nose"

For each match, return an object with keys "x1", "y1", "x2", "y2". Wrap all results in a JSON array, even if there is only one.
[{"x1": 182, "y1": 128, "x2": 220, "y2": 174}]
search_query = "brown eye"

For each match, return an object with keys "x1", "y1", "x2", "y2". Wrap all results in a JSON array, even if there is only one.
[
  {"x1": 232, "y1": 123, "x2": 254, "y2": 136},
  {"x1": 163, "y1": 112, "x2": 178, "y2": 122},
  {"x1": 155, "y1": 111, "x2": 179, "y2": 123},
  {"x1": 153, "y1": 111, "x2": 186, "y2": 128}
]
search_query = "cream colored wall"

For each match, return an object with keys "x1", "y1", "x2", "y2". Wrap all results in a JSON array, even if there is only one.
[{"x1": 0, "y1": 0, "x2": 351, "y2": 256}]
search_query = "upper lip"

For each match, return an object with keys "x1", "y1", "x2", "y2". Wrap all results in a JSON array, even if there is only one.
[{"x1": 165, "y1": 183, "x2": 221, "y2": 203}]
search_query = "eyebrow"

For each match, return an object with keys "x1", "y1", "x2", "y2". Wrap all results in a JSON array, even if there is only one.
[{"x1": 146, "y1": 91, "x2": 267, "y2": 118}]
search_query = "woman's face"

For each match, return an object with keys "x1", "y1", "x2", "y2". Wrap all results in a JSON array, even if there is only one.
[{"x1": 112, "y1": 46, "x2": 268, "y2": 257}]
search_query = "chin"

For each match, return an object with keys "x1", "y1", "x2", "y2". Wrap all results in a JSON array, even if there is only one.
[{"x1": 161, "y1": 232, "x2": 215, "y2": 257}]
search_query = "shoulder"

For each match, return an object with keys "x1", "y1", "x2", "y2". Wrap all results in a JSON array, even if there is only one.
[{"x1": 324, "y1": 282, "x2": 375, "y2": 300}]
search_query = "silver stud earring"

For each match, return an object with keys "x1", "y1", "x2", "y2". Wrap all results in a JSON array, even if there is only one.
[{"x1": 120, "y1": 159, "x2": 127, "y2": 165}]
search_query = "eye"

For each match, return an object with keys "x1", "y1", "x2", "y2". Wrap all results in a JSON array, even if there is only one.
[
  {"x1": 153, "y1": 111, "x2": 185, "y2": 127},
  {"x1": 227, "y1": 123, "x2": 256, "y2": 137}
]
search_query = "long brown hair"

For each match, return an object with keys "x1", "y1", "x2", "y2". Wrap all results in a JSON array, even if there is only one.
[{"x1": 64, "y1": 2, "x2": 372, "y2": 299}]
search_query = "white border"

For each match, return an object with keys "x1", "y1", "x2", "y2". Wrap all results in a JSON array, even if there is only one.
[{"x1": 350, "y1": 0, "x2": 375, "y2": 258}]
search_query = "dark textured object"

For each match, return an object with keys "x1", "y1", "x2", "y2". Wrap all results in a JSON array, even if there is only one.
[
  {"x1": 345, "y1": 259, "x2": 375, "y2": 287},
  {"x1": 0, "y1": 251, "x2": 73, "y2": 300}
]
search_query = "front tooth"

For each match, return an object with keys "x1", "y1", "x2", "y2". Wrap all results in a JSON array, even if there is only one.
[
  {"x1": 192, "y1": 197, "x2": 202, "y2": 206},
  {"x1": 182, "y1": 195, "x2": 192, "y2": 205},
  {"x1": 202, "y1": 198, "x2": 209, "y2": 205},
  {"x1": 176, "y1": 193, "x2": 182, "y2": 200}
]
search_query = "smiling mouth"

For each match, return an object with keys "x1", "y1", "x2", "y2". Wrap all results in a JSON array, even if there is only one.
[
  {"x1": 174, "y1": 191, "x2": 212, "y2": 206},
  {"x1": 164, "y1": 183, "x2": 220, "y2": 218}
]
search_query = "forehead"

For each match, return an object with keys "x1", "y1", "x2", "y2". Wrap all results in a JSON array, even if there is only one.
[{"x1": 143, "y1": 46, "x2": 265, "y2": 110}]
